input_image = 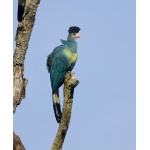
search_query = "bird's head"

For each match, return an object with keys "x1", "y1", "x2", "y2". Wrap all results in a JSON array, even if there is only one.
[{"x1": 67, "y1": 26, "x2": 81, "y2": 41}]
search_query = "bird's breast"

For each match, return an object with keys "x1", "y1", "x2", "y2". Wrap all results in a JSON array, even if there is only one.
[{"x1": 64, "y1": 49, "x2": 78, "y2": 65}]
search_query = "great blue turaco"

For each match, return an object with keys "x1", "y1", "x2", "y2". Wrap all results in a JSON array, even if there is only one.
[
  {"x1": 17, "y1": 0, "x2": 26, "y2": 23},
  {"x1": 47, "y1": 26, "x2": 81, "y2": 123}
]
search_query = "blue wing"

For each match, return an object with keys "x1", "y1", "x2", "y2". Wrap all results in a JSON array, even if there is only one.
[{"x1": 47, "y1": 45, "x2": 70, "y2": 92}]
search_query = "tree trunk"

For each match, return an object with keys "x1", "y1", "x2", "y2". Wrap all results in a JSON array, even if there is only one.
[{"x1": 13, "y1": 0, "x2": 40, "y2": 149}]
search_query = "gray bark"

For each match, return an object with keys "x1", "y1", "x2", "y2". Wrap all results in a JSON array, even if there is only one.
[
  {"x1": 13, "y1": 1, "x2": 40, "y2": 149},
  {"x1": 51, "y1": 72, "x2": 79, "y2": 150}
]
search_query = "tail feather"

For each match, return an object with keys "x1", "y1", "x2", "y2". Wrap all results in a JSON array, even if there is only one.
[{"x1": 52, "y1": 90, "x2": 62, "y2": 123}]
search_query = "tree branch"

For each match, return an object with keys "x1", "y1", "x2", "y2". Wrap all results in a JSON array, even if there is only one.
[
  {"x1": 13, "y1": 0, "x2": 40, "y2": 113},
  {"x1": 13, "y1": 0, "x2": 40, "y2": 149},
  {"x1": 51, "y1": 72, "x2": 79, "y2": 150},
  {"x1": 13, "y1": 132, "x2": 26, "y2": 150}
]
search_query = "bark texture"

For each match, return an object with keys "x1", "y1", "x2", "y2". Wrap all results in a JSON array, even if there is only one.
[
  {"x1": 14, "y1": 0, "x2": 40, "y2": 113},
  {"x1": 13, "y1": 0, "x2": 40, "y2": 149},
  {"x1": 13, "y1": 132, "x2": 25, "y2": 150},
  {"x1": 51, "y1": 72, "x2": 79, "y2": 150}
]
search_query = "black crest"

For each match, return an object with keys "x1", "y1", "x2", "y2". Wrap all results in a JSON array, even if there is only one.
[{"x1": 68, "y1": 26, "x2": 80, "y2": 34}]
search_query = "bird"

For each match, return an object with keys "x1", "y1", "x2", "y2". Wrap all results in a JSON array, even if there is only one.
[
  {"x1": 47, "y1": 26, "x2": 81, "y2": 123},
  {"x1": 17, "y1": 0, "x2": 26, "y2": 23}
]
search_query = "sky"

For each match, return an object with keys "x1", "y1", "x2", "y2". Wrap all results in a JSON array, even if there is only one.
[{"x1": 13, "y1": 1, "x2": 136, "y2": 150}]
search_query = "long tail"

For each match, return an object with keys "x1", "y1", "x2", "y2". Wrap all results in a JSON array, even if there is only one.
[{"x1": 52, "y1": 90, "x2": 62, "y2": 123}]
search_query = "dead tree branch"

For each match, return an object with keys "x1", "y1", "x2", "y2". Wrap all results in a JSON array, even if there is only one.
[
  {"x1": 13, "y1": 132, "x2": 26, "y2": 150},
  {"x1": 51, "y1": 72, "x2": 79, "y2": 150},
  {"x1": 13, "y1": 0, "x2": 40, "y2": 149},
  {"x1": 13, "y1": 0, "x2": 40, "y2": 113}
]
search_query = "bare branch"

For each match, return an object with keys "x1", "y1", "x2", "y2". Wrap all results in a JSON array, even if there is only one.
[
  {"x1": 13, "y1": 0, "x2": 40, "y2": 149},
  {"x1": 13, "y1": 0, "x2": 40, "y2": 113},
  {"x1": 51, "y1": 72, "x2": 79, "y2": 150},
  {"x1": 13, "y1": 132, "x2": 25, "y2": 150}
]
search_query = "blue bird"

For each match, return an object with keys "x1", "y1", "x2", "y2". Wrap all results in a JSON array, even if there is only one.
[
  {"x1": 47, "y1": 26, "x2": 81, "y2": 123},
  {"x1": 18, "y1": 0, "x2": 26, "y2": 22}
]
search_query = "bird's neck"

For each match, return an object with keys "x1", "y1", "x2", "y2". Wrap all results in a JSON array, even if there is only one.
[
  {"x1": 67, "y1": 41, "x2": 77, "y2": 52},
  {"x1": 66, "y1": 35, "x2": 77, "y2": 52},
  {"x1": 67, "y1": 34, "x2": 74, "y2": 41}
]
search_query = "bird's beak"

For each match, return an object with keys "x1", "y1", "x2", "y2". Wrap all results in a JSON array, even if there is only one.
[{"x1": 76, "y1": 33, "x2": 80, "y2": 38}]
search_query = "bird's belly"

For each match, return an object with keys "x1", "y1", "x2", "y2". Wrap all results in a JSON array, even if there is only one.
[{"x1": 64, "y1": 49, "x2": 78, "y2": 65}]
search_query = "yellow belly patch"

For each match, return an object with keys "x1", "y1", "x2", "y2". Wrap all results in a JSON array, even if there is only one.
[{"x1": 64, "y1": 49, "x2": 78, "y2": 65}]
